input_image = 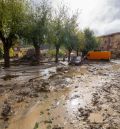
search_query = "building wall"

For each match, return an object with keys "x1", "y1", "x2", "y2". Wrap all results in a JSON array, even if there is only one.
[{"x1": 99, "y1": 33, "x2": 120, "y2": 58}]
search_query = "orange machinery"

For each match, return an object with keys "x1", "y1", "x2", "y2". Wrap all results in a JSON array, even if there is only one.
[{"x1": 86, "y1": 51, "x2": 111, "y2": 60}]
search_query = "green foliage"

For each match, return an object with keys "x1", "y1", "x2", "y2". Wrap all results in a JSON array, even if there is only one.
[
  {"x1": 33, "y1": 122, "x2": 39, "y2": 129},
  {"x1": 63, "y1": 11, "x2": 79, "y2": 53},
  {"x1": 83, "y1": 28, "x2": 99, "y2": 54},
  {"x1": 0, "y1": 0, "x2": 100, "y2": 65},
  {"x1": 74, "y1": 31, "x2": 85, "y2": 52},
  {"x1": 47, "y1": 49, "x2": 65, "y2": 57},
  {"x1": 0, "y1": 0, "x2": 29, "y2": 67},
  {"x1": 47, "y1": 5, "x2": 68, "y2": 62},
  {"x1": 48, "y1": 5, "x2": 67, "y2": 49},
  {"x1": 24, "y1": 0, "x2": 51, "y2": 48},
  {"x1": 0, "y1": 0, "x2": 28, "y2": 39}
]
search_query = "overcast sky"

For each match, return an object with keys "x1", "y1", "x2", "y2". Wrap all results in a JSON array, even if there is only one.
[{"x1": 35, "y1": 0, "x2": 120, "y2": 36}]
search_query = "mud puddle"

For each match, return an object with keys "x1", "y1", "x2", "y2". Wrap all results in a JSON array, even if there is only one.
[{"x1": 0, "y1": 65, "x2": 57, "y2": 85}]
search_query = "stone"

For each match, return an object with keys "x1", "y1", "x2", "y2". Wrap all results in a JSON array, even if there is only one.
[{"x1": 1, "y1": 102, "x2": 11, "y2": 120}]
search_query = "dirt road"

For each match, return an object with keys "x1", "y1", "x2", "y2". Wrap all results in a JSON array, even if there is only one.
[{"x1": 0, "y1": 60, "x2": 120, "y2": 129}]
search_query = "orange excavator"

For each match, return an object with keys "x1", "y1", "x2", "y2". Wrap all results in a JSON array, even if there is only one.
[
  {"x1": 86, "y1": 51, "x2": 111, "y2": 61},
  {"x1": 69, "y1": 51, "x2": 111, "y2": 65}
]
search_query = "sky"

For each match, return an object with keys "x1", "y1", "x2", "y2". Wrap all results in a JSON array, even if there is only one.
[{"x1": 35, "y1": 0, "x2": 120, "y2": 36}]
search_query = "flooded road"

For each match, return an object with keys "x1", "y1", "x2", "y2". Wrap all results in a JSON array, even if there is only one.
[{"x1": 0, "y1": 60, "x2": 120, "y2": 129}]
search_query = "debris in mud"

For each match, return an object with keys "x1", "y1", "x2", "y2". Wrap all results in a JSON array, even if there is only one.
[
  {"x1": 16, "y1": 96, "x2": 24, "y2": 103},
  {"x1": 75, "y1": 86, "x2": 79, "y2": 88},
  {"x1": 1, "y1": 101, "x2": 11, "y2": 121},
  {"x1": 17, "y1": 80, "x2": 50, "y2": 98},
  {"x1": 49, "y1": 73, "x2": 58, "y2": 79},
  {"x1": 0, "y1": 87, "x2": 4, "y2": 94},
  {"x1": 92, "y1": 93, "x2": 100, "y2": 106},
  {"x1": 28, "y1": 76, "x2": 42, "y2": 82},
  {"x1": 35, "y1": 81, "x2": 50, "y2": 92},
  {"x1": 1, "y1": 74, "x2": 19, "y2": 81},
  {"x1": 56, "y1": 66, "x2": 69, "y2": 72},
  {"x1": 70, "y1": 94, "x2": 80, "y2": 100},
  {"x1": 29, "y1": 93, "x2": 39, "y2": 98},
  {"x1": 17, "y1": 88, "x2": 31, "y2": 96},
  {"x1": 78, "y1": 108, "x2": 92, "y2": 120},
  {"x1": 52, "y1": 125, "x2": 64, "y2": 129},
  {"x1": 52, "y1": 76, "x2": 72, "y2": 89},
  {"x1": 87, "y1": 123, "x2": 103, "y2": 129},
  {"x1": 44, "y1": 120, "x2": 52, "y2": 124},
  {"x1": 41, "y1": 81, "x2": 49, "y2": 87}
]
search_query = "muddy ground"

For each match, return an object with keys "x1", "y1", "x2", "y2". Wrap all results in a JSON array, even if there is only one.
[{"x1": 0, "y1": 60, "x2": 120, "y2": 129}]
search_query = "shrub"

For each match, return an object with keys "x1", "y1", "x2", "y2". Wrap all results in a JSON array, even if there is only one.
[{"x1": 47, "y1": 49, "x2": 65, "y2": 57}]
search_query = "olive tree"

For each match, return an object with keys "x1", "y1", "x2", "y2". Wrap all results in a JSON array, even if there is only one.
[
  {"x1": 25, "y1": 0, "x2": 51, "y2": 64},
  {"x1": 0, "y1": 0, "x2": 28, "y2": 67},
  {"x1": 48, "y1": 6, "x2": 66, "y2": 63},
  {"x1": 63, "y1": 13, "x2": 79, "y2": 62},
  {"x1": 74, "y1": 31, "x2": 85, "y2": 56},
  {"x1": 83, "y1": 28, "x2": 99, "y2": 55}
]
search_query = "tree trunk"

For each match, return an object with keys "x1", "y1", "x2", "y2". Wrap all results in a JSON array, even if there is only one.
[
  {"x1": 55, "y1": 47, "x2": 59, "y2": 63},
  {"x1": 0, "y1": 32, "x2": 13, "y2": 68},
  {"x1": 35, "y1": 46, "x2": 40, "y2": 64},
  {"x1": 68, "y1": 50, "x2": 71, "y2": 62},
  {"x1": 76, "y1": 50, "x2": 79, "y2": 56},
  {"x1": 3, "y1": 42, "x2": 10, "y2": 68}
]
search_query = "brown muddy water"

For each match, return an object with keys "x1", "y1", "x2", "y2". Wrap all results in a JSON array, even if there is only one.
[{"x1": 0, "y1": 60, "x2": 120, "y2": 129}]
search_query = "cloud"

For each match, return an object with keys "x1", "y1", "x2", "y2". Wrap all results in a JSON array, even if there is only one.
[
  {"x1": 34, "y1": 0, "x2": 120, "y2": 35},
  {"x1": 79, "y1": 0, "x2": 120, "y2": 35}
]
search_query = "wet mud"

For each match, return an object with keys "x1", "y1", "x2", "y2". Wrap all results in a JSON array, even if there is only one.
[{"x1": 0, "y1": 60, "x2": 120, "y2": 129}]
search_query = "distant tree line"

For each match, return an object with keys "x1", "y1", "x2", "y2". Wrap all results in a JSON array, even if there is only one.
[{"x1": 0, "y1": 0, "x2": 100, "y2": 67}]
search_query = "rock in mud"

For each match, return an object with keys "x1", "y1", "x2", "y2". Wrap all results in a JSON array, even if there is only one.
[
  {"x1": 41, "y1": 81, "x2": 49, "y2": 87},
  {"x1": 52, "y1": 125, "x2": 64, "y2": 129},
  {"x1": 88, "y1": 124, "x2": 103, "y2": 129},
  {"x1": 29, "y1": 92, "x2": 39, "y2": 98},
  {"x1": 1, "y1": 74, "x2": 19, "y2": 81},
  {"x1": 17, "y1": 88, "x2": 31, "y2": 96},
  {"x1": 0, "y1": 88, "x2": 4, "y2": 94},
  {"x1": 75, "y1": 86, "x2": 79, "y2": 88},
  {"x1": 37, "y1": 81, "x2": 50, "y2": 92},
  {"x1": 16, "y1": 96, "x2": 24, "y2": 103},
  {"x1": 92, "y1": 93, "x2": 100, "y2": 106},
  {"x1": 1, "y1": 101, "x2": 11, "y2": 120},
  {"x1": 49, "y1": 73, "x2": 58, "y2": 79},
  {"x1": 78, "y1": 108, "x2": 92, "y2": 120},
  {"x1": 56, "y1": 66, "x2": 69, "y2": 72},
  {"x1": 30, "y1": 80, "x2": 51, "y2": 92}
]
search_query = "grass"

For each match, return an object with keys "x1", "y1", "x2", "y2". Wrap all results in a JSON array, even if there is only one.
[{"x1": 33, "y1": 122, "x2": 39, "y2": 129}]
